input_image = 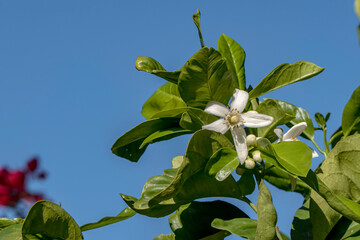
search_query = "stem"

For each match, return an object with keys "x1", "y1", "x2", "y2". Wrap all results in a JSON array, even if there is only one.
[
  {"x1": 323, "y1": 127, "x2": 330, "y2": 156},
  {"x1": 309, "y1": 137, "x2": 325, "y2": 155},
  {"x1": 329, "y1": 130, "x2": 343, "y2": 145},
  {"x1": 275, "y1": 226, "x2": 283, "y2": 240},
  {"x1": 239, "y1": 196, "x2": 257, "y2": 213}
]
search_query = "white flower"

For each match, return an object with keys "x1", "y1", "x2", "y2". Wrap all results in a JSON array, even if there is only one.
[
  {"x1": 274, "y1": 122, "x2": 319, "y2": 158},
  {"x1": 202, "y1": 89, "x2": 273, "y2": 164}
]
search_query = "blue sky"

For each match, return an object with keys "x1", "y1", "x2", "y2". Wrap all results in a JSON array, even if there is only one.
[{"x1": 0, "y1": 1, "x2": 359, "y2": 239}]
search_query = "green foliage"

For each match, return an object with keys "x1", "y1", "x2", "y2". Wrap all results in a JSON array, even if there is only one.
[
  {"x1": 255, "y1": 180, "x2": 277, "y2": 240},
  {"x1": 80, "y1": 207, "x2": 136, "y2": 232},
  {"x1": 342, "y1": 85, "x2": 360, "y2": 137},
  {"x1": 211, "y1": 218, "x2": 257, "y2": 240},
  {"x1": 22, "y1": 201, "x2": 83, "y2": 240},
  {"x1": 179, "y1": 108, "x2": 218, "y2": 131},
  {"x1": 169, "y1": 201, "x2": 247, "y2": 240},
  {"x1": 249, "y1": 61, "x2": 324, "y2": 100},
  {"x1": 291, "y1": 199, "x2": 313, "y2": 240},
  {"x1": 0, "y1": 222, "x2": 23, "y2": 240},
  {"x1": 192, "y1": 9, "x2": 205, "y2": 48},
  {"x1": 178, "y1": 47, "x2": 234, "y2": 108},
  {"x1": 218, "y1": 34, "x2": 246, "y2": 90},
  {"x1": 205, "y1": 148, "x2": 239, "y2": 181}
]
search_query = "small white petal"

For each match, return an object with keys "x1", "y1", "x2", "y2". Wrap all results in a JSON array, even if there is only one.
[
  {"x1": 230, "y1": 89, "x2": 249, "y2": 113},
  {"x1": 204, "y1": 101, "x2": 229, "y2": 117},
  {"x1": 310, "y1": 147, "x2": 319, "y2": 158},
  {"x1": 283, "y1": 122, "x2": 307, "y2": 141},
  {"x1": 241, "y1": 111, "x2": 274, "y2": 128},
  {"x1": 274, "y1": 128, "x2": 284, "y2": 141},
  {"x1": 231, "y1": 127, "x2": 248, "y2": 164},
  {"x1": 202, "y1": 119, "x2": 229, "y2": 134}
]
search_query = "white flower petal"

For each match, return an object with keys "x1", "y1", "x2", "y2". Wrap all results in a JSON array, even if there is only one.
[
  {"x1": 310, "y1": 147, "x2": 319, "y2": 158},
  {"x1": 230, "y1": 89, "x2": 249, "y2": 113},
  {"x1": 274, "y1": 128, "x2": 284, "y2": 141},
  {"x1": 204, "y1": 101, "x2": 229, "y2": 117},
  {"x1": 231, "y1": 127, "x2": 248, "y2": 164},
  {"x1": 242, "y1": 111, "x2": 274, "y2": 128},
  {"x1": 283, "y1": 122, "x2": 307, "y2": 141},
  {"x1": 202, "y1": 119, "x2": 229, "y2": 134}
]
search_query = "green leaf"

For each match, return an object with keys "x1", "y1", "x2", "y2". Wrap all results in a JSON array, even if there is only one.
[
  {"x1": 218, "y1": 34, "x2": 246, "y2": 90},
  {"x1": 22, "y1": 200, "x2": 83, "y2": 240},
  {"x1": 179, "y1": 108, "x2": 218, "y2": 131},
  {"x1": 205, "y1": 148, "x2": 239, "y2": 181},
  {"x1": 135, "y1": 56, "x2": 180, "y2": 84},
  {"x1": 142, "y1": 82, "x2": 187, "y2": 120},
  {"x1": 0, "y1": 223, "x2": 23, "y2": 240},
  {"x1": 271, "y1": 99, "x2": 315, "y2": 140},
  {"x1": 272, "y1": 141, "x2": 312, "y2": 177},
  {"x1": 291, "y1": 198, "x2": 313, "y2": 240},
  {"x1": 0, "y1": 218, "x2": 24, "y2": 230},
  {"x1": 80, "y1": 207, "x2": 136, "y2": 232},
  {"x1": 237, "y1": 170, "x2": 256, "y2": 196},
  {"x1": 315, "y1": 112, "x2": 326, "y2": 129},
  {"x1": 140, "y1": 128, "x2": 192, "y2": 149},
  {"x1": 342, "y1": 86, "x2": 360, "y2": 137},
  {"x1": 153, "y1": 233, "x2": 175, "y2": 240},
  {"x1": 111, "y1": 118, "x2": 181, "y2": 162},
  {"x1": 169, "y1": 201, "x2": 247, "y2": 240},
  {"x1": 192, "y1": 9, "x2": 205, "y2": 48},
  {"x1": 249, "y1": 61, "x2": 324, "y2": 100},
  {"x1": 255, "y1": 180, "x2": 277, "y2": 240},
  {"x1": 327, "y1": 217, "x2": 360, "y2": 240},
  {"x1": 355, "y1": 0, "x2": 360, "y2": 20},
  {"x1": 264, "y1": 163, "x2": 310, "y2": 195},
  {"x1": 178, "y1": 47, "x2": 234, "y2": 108},
  {"x1": 256, "y1": 99, "x2": 294, "y2": 141},
  {"x1": 121, "y1": 130, "x2": 241, "y2": 217},
  {"x1": 211, "y1": 218, "x2": 257, "y2": 240}
]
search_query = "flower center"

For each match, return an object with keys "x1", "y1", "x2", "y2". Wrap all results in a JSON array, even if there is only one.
[{"x1": 229, "y1": 115, "x2": 239, "y2": 124}]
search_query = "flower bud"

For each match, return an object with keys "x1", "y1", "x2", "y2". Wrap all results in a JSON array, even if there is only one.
[
  {"x1": 245, "y1": 159, "x2": 256, "y2": 169},
  {"x1": 236, "y1": 167, "x2": 246, "y2": 175},
  {"x1": 252, "y1": 150, "x2": 262, "y2": 163},
  {"x1": 246, "y1": 134, "x2": 257, "y2": 146}
]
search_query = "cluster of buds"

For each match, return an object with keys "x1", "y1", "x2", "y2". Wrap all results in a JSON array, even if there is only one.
[{"x1": 0, "y1": 157, "x2": 46, "y2": 210}]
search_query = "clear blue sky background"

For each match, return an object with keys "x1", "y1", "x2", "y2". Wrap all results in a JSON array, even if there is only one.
[{"x1": 1, "y1": 1, "x2": 360, "y2": 239}]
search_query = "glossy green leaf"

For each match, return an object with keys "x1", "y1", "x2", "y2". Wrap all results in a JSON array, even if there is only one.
[
  {"x1": 237, "y1": 170, "x2": 256, "y2": 196},
  {"x1": 249, "y1": 61, "x2": 324, "y2": 100},
  {"x1": 179, "y1": 108, "x2": 218, "y2": 131},
  {"x1": 80, "y1": 207, "x2": 136, "y2": 232},
  {"x1": 291, "y1": 198, "x2": 313, "y2": 240},
  {"x1": 0, "y1": 223, "x2": 22, "y2": 240},
  {"x1": 315, "y1": 112, "x2": 326, "y2": 129},
  {"x1": 140, "y1": 128, "x2": 192, "y2": 149},
  {"x1": 22, "y1": 200, "x2": 83, "y2": 240},
  {"x1": 205, "y1": 148, "x2": 239, "y2": 181},
  {"x1": 271, "y1": 99, "x2": 315, "y2": 140},
  {"x1": 256, "y1": 99, "x2": 294, "y2": 141},
  {"x1": 218, "y1": 34, "x2": 246, "y2": 90},
  {"x1": 142, "y1": 82, "x2": 187, "y2": 120},
  {"x1": 192, "y1": 9, "x2": 205, "y2": 48},
  {"x1": 327, "y1": 217, "x2": 360, "y2": 240},
  {"x1": 212, "y1": 218, "x2": 257, "y2": 240},
  {"x1": 111, "y1": 118, "x2": 180, "y2": 162},
  {"x1": 169, "y1": 201, "x2": 247, "y2": 240},
  {"x1": 255, "y1": 180, "x2": 277, "y2": 240},
  {"x1": 272, "y1": 141, "x2": 312, "y2": 177},
  {"x1": 342, "y1": 85, "x2": 360, "y2": 137},
  {"x1": 264, "y1": 163, "x2": 310, "y2": 195},
  {"x1": 178, "y1": 47, "x2": 234, "y2": 108},
  {"x1": 153, "y1": 233, "x2": 175, "y2": 240},
  {"x1": 135, "y1": 56, "x2": 180, "y2": 84},
  {"x1": 0, "y1": 218, "x2": 24, "y2": 230}
]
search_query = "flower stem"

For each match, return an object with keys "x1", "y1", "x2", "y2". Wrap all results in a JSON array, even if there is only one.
[
  {"x1": 239, "y1": 196, "x2": 257, "y2": 213},
  {"x1": 309, "y1": 137, "x2": 325, "y2": 156},
  {"x1": 329, "y1": 130, "x2": 343, "y2": 145}
]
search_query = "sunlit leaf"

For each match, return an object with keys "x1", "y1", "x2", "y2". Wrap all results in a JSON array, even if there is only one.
[
  {"x1": 140, "y1": 128, "x2": 192, "y2": 149},
  {"x1": 153, "y1": 233, "x2": 175, "y2": 240},
  {"x1": 255, "y1": 180, "x2": 277, "y2": 240},
  {"x1": 22, "y1": 200, "x2": 83, "y2": 240},
  {"x1": 80, "y1": 207, "x2": 136, "y2": 232},
  {"x1": 179, "y1": 108, "x2": 219, "y2": 132},
  {"x1": 142, "y1": 82, "x2": 187, "y2": 120},
  {"x1": 249, "y1": 61, "x2": 324, "y2": 100},
  {"x1": 211, "y1": 218, "x2": 257, "y2": 240},
  {"x1": 178, "y1": 47, "x2": 234, "y2": 108},
  {"x1": 218, "y1": 34, "x2": 246, "y2": 90},
  {"x1": 0, "y1": 223, "x2": 22, "y2": 240},
  {"x1": 192, "y1": 9, "x2": 205, "y2": 48},
  {"x1": 205, "y1": 148, "x2": 239, "y2": 181},
  {"x1": 135, "y1": 56, "x2": 180, "y2": 84},
  {"x1": 342, "y1": 85, "x2": 360, "y2": 137}
]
